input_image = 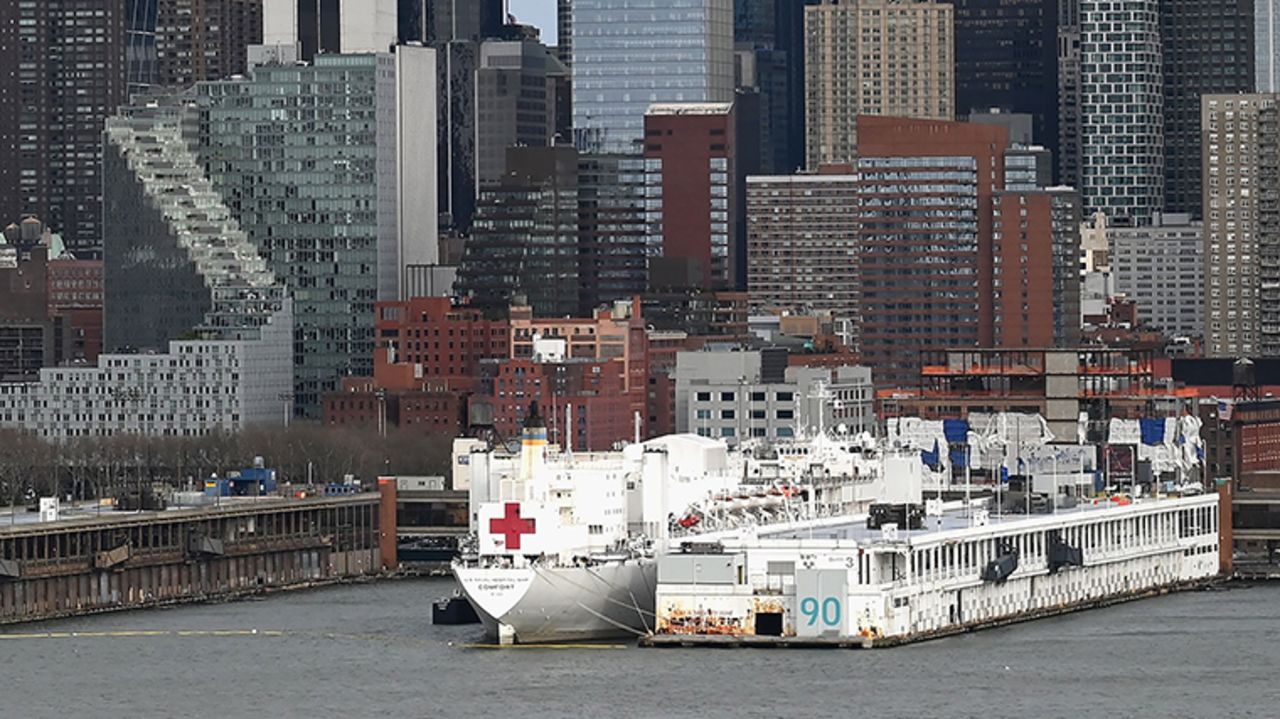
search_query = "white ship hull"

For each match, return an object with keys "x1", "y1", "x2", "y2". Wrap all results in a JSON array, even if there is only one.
[{"x1": 454, "y1": 560, "x2": 658, "y2": 644}]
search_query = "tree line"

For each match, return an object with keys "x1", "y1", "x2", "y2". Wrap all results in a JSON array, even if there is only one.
[{"x1": 0, "y1": 425, "x2": 455, "y2": 507}]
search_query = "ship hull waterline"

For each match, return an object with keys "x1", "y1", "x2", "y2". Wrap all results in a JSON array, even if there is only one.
[{"x1": 454, "y1": 561, "x2": 658, "y2": 644}]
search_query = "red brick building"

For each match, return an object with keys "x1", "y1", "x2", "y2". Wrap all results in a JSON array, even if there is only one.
[
  {"x1": 373, "y1": 296, "x2": 511, "y2": 392},
  {"x1": 854, "y1": 116, "x2": 1007, "y2": 387},
  {"x1": 46, "y1": 257, "x2": 102, "y2": 362},
  {"x1": 991, "y1": 188, "x2": 1081, "y2": 349},
  {"x1": 476, "y1": 357, "x2": 634, "y2": 451},
  {"x1": 644, "y1": 103, "x2": 738, "y2": 289}
]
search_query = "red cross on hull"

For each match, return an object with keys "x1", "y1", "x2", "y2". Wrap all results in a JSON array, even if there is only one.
[{"x1": 490, "y1": 502, "x2": 537, "y2": 551}]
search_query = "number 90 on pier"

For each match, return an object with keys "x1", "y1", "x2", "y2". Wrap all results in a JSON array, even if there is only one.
[{"x1": 795, "y1": 569, "x2": 849, "y2": 638}]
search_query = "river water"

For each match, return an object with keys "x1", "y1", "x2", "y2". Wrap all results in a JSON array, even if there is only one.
[{"x1": 2, "y1": 577, "x2": 1276, "y2": 719}]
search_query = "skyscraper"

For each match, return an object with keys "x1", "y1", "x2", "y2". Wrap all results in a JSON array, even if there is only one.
[
  {"x1": 1202, "y1": 94, "x2": 1271, "y2": 357},
  {"x1": 571, "y1": 0, "x2": 735, "y2": 154},
  {"x1": 734, "y1": 0, "x2": 813, "y2": 174},
  {"x1": 154, "y1": 0, "x2": 264, "y2": 87},
  {"x1": 953, "y1": 0, "x2": 1059, "y2": 170},
  {"x1": 262, "y1": 0, "x2": 397, "y2": 60},
  {"x1": 424, "y1": 0, "x2": 506, "y2": 232},
  {"x1": 991, "y1": 188, "x2": 1082, "y2": 348},
  {"x1": 0, "y1": 2, "x2": 128, "y2": 255},
  {"x1": 1258, "y1": 0, "x2": 1280, "y2": 92},
  {"x1": 475, "y1": 37, "x2": 569, "y2": 187},
  {"x1": 1079, "y1": 0, "x2": 1164, "y2": 224},
  {"x1": 855, "y1": 116, "x2": 1006, "y2": 387},
  {"x1": 194, "y1": 48, "x2": 438, "y2": 415},
  {"x1": 457, "y1": 146, "x2": 582, "y2": 316},
  {"x1": 745, "y1": 167, "x2": 860, "y2": 330},
  {"x1": 803, "y1": 0, "x2": 955, "y2": 168},
  {"x1": 1160, "y1": 0, "x2": 1255, "y2": 217},
  {"x1": 644, "y1": 103, "x2": 740, "y2": 290}
]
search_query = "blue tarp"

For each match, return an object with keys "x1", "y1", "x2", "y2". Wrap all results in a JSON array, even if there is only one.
[
  {"x1": 943, "y1": 419, "x2": 969, "y2": 443},
  {"x1": 949, "y1": 450, "x2": 967, "y2": 468},
  {"x1": 1140, "y1": 418, "x2": 1166, "y2": 445},
  {"x1": 921, "y1": 439, "x2": 941, "y2": 467}
]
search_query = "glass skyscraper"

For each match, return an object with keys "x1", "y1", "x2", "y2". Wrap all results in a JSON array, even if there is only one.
[
  {"x1": 193, "y1": 49, "x2": 437, "y2": 416},
  {"x1": 571, "y1": 0, "x2": 734, "y2": 153}
]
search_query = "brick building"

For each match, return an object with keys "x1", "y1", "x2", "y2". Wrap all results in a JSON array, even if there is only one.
[
  {"x1": 644, "y1": 103, "x2": 740, "y2": 290},
  {"x1": 855, "y1": 116, "x2": 1007, "y2": 388}
]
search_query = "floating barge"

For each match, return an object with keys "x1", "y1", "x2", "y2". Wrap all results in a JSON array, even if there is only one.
[{"x1": 643, "y1": 488, "x2": 1228, "y2": 649}]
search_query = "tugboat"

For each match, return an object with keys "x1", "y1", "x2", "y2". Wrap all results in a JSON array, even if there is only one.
[{"x1": 432, "y1": 590, "x2": 480, "y2": 625}]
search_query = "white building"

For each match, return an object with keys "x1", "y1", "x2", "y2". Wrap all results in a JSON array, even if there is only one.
[
  {"x1": 1079, "y1": 0, "x2": 1164, "y2": 224},
  {"x1": 674, "y1": 349, "x2": 874, "y2": 443},
  {"x1": 0, "y1": 309, "x2": 293, "y2": 439},
  {"x1": 262, "y1": 0, "x2": 397, "y2": 60},
  {"x1": 1110, "y1": 213, "x2": 1204, "y2": 339}
]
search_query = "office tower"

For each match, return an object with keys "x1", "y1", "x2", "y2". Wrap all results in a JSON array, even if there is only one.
[
  {"x1": 457, "y1": 146, "x2": 582, "y2": 316},
  {"x1": 991, "y1": 188, "x2": 1082, "y2": 348},
  {"x1": 1057, "y1": 0, "x2": 1082, "y2": 188},
  {"x1": 572, "y1": 0, "x2": 735, "y2": 154},
  {"x1": 154, "y1": 0, "x2": 264, "y2": 86},
  {"x1": 475, "y1": 38, "x2": 569, "y2": 186},
  {"x1": 1202, "y1": 94, "x2": 1271, "y2": 357},
  {"x1": 557, "y1": 0, "x2": 573, "y2": 66},
  {"x1": 1160, "y1": 0, "x2": 1255, "y2": 217},
  {"x1": 262, "y1": 0, "x2": 396, "y2": 60},
  {"x1": 1079, "y1": 0, "x2": 1163, "y2": 224},
  {"x1": 745, "y1": 167, "x2": 860, "y2": 333},
  {"x1": 953, "y1": 0, "x2": 1059, "y2": 174},
  {"x1": 0, "y1": 2, "x2": 128, "y2": 255},
  {"x1": 425, "y1": 0, "x2": 505, "y2": 232},
  {"x1": 194, "y1": 48, "x2": 438, "y2": 415},
  {"x1": 1258, "y1": 0, "x2": 1280, "y2": 92},
  {"x1": 855, "y1": 116, "x2": 1006, "y2": 388},
  {"x1": 1110, "y1": 215, "x2": 1204, "y2": 340},
  {"x1": 577, "y1": 153, "x2": 650, "y2": 314},
  {"x1": 803, "y1": 0, "x2": 955, "y2": 168},
  {"x1": 643, "y1": 104, "x2": 740, "y2": 290},
  {"x1": 734, "y1": 0, "x2": 813, "y2": 174}
]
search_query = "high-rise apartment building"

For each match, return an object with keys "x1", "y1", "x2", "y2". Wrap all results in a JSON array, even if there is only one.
[
  {"x1": 1258, "y1": 100, "x2": 1280, "y2": 355},
  {"x1": 1110, "y1": 214, "x2": 1204, "y2": 339},
  {"x1": 1202, "y1": 94, "x2": 1271, "y2": 357},
  {"x1": 193, "y1": 49, "x2": 438, "y2": 415},
  {"x1": 0, "y1": 2, "x2": 128, "y2": 255},
  {"x1": 0, "y1": 106, "x2": 295, "y2": 440},
  {"x1": 262, "y1": 0, "x2": 396, "y2": 60},
  {"x1": 954, "y1": 0, "x2": 1059, "y2": 173},
  {"x1": 643, "y1": 103, "x2": 739, "y2": 290},
  {"x1": 1079, "y1": 0, "x2": 1164, "y2": 224},
  {"x1": 155, "y1": 0, "x2": 264, "y2": 87},
  {"x1": 991, "y1": 188, "x2": 1082, "y2": 348},
  {"x1": 1258, "y1": 0, "x2": 1280, "y2": 92},
  {"x1": 745, "y1": 167, "x2": 860, "y2": 330},
  {"x1": 571, "y1": 0, "x2": 735, "y2": 154},
  {"x1": 475, "y1": 38, "x2": 569, "y2": 186},
  {"x1": 457, "y1": 146, "x2": 581, "y2": 316},
  {"x1": 855, "y1": 116, "x2": 1006, "y2": 388},
  {"x1": 803, "y1": 0, "x2": 954, "y2": 168},
  {"x1": 1160, "y1": 0, "x2": 1255, "y2": 217}
]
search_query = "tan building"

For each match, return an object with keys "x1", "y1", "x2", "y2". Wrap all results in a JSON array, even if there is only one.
[
  {"x1": 745, "y1": 166, "x2": 860, "y2": 337},
  {"x1": 1202, "y1": 94, "x2": 1276, "y2": 357},
  {"x1": 803, "y1": 0, "x2": 955, "y2": 168}
]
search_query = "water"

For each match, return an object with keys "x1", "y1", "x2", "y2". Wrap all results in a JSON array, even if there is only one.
[{"x1": 3, "y1": 578, "x2": 1277, "y2": 719}]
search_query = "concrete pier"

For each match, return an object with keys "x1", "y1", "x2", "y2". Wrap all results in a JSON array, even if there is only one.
[{"x1": 0, "y1": 494, "x2": 387, "y2": 624}]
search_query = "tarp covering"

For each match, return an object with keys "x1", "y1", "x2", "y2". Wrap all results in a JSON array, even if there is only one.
[{"x1": 943, "y1": 419, "x2": 969, "y2": 444}]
